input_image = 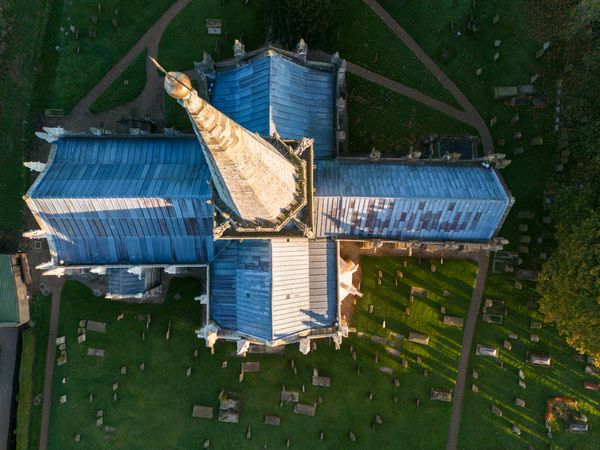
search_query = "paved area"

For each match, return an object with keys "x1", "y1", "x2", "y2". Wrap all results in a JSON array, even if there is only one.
[
  {"x1": 361, "y1": 0, "x2": 494, "y2": 154},
  {"x1": 38, "y1": 281, "x2": 63, "y2": 450},
  {"x1": 0, "y1": 327, "x2": 18, "y2": 450},
  {"x1": 446, "y1": 251, "x2": 490, "y2": 450}
]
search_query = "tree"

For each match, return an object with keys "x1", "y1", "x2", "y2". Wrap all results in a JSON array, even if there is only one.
[
  {"x1": 537, "y1": 211, "x2": 600, "y2": 364},
  {"x1": 268, "y1": 0, "x2": 339, "y2": 50}
]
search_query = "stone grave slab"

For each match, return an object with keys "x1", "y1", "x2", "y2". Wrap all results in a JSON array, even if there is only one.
[
  {"x1": 192, "y1": 405, "x2": 214, "y2": 419},
  {"x1": 371, "y1": 335, "x2": 387, "y2": 346},
  {"x1": 281, "y1": 390, "x2": 299, "y2": 403},
  {"x1": 312, "y1": 376, "x2": 331, "y2": 388},
  {"x1": 218, "y1": 410, "x2": 240, "y2": 423},
  {"x1": 265, "y1": 415, "x2": 281, "y2": 426},
  {"x1": 87, "y1": 348, "x2": 105, "y2": 357},
  {"x1": 443, "y1": 315, "x2": 464, "y2": 328},
  {"x1": 491, "y1": 405, "x2": 503, "y2": 417},
  {"x1": 385, "y1": 346, "x2": 401, "y2": 358},
  {"x1": 408, "y1": 332, "x2": 429, "y2": 345},
  {"x1": 86, "y1": 321, "x2": 107, "y2": 333},
  {"x1": 241, "y1": 362, "x2": 260, "y2": 373},
  {"x1": 379, "y1": 367, "x2": 393, "y2": 375},
  {"x1": 294, "y1": 403, "x2": 316, "y2": 417}
]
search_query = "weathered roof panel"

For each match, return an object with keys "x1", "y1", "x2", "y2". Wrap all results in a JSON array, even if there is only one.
[
  {"x1": 314, "y1": 161, "x2": 511, "y2": 241},
  {"x1": 211, "y1": 53, "x2": 335, "y2": 159}
]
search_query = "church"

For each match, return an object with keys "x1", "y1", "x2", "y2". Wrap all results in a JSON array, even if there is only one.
[{"x1": 23, "y1": 43, "x2": 513, "y2": 350}]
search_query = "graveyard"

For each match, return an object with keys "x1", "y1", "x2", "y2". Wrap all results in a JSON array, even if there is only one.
[
  {"x1": 43, "y1": 259, "x2": 467, "y2": 449},
  {"x1": 5, "y1": 0, "x2": 600, "y2": 449}
]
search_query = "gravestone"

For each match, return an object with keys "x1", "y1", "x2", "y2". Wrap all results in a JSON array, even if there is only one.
[
  {"x1": 494, "y1": 40, "x2": 501, "y2": 47},
  {"x1": 186, "y1": 367, "x2": 192, "y2": 377},
  {"x1": 515, "y1": 398, "x2": 525, "y2": 407},
  {"x1": 472, "y1": 384, "x2": 479, "y2": 393},
  {"x1": 59, "y1": 395, "x2": 67, "y2": 404},
  {"x1": 281, "y1": 390, "x2": 299, "y2": 403},
  {"x1": 512, "y1": 424, "x2": 521, "y2": 435},
  {"x1": 519, "y1": 380, "x2": 527, "y2": 389},
  {"x1": 86, "y1": 320, "x2": 106, "y2": 333},
  {"x1": 121, "y1": 366, "x2": 127, "y2": 375},
  {"x1": 265, "y1": 415, "x2": 280, "y2": 426},
  {"x1": 87, "y1": 348, "x2": 105, "y2": 357},
  {"x1": 193, "y1": 405, "x2": 214, "y2": 419},
  {"x1": 112, "y1": 382, "x2": 118, "y2": 391},
  {"x1": 503, "y1": 340, "x2": 512, "y2": 350},
  {"x1": 530, "y1": 335, "x2": 540, "y2": 343},
  {"x1": 493, "y1": 52, "x2": 500, "y2": 61},
  {"x1": 139, "y1": 362, "x2": 145, "y2": 371},
  {"x1": 491, "y1": 405, "x2": 503, "y2": 417},
  {"x1": 519, "y1": 224, "x2": 528, "y2": 232},
  {"x1": 380, "y1": 367, "x2": 393, "y2": 375},
  {"x1": 493, "y1": 15, "x2": 500, "y2": 24},
  {"x1": 519, "y1": 369, "x2": 525, "y2": 380},
  {"x1": 476, "y1": 68, "x2": 482, "y2": 76},
  {"x1": 509, "y1": 333, "x2": 518, "y2": 340},
  {"x1": 490, "y1": 117, "x2": 497, "y2": 127},
  {"x1": 96, "y1": 417, "x2": 103, "y2": 427},
  {"x1": 294, "y1": 403, "x2": 316, "y2": 417},
  {"x1": 312, "y1": 376, "x2": 331, "y2": 388}
]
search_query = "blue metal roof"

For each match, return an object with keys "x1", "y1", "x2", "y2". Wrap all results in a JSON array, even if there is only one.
[
  {"x1": 106, "y1": 268, "x2": 161, "y2": 297},
  {"x1": 27, "y1": 137, "x2": 214, "y2": 265},
  {"x1": 210, "y1": 238, "x2": 337, "y2": 342},
  {"x1": 211, "y1": 53, "x2": 335, "y2": 159},
  {"x1": 314, "y1": 160, "x2": 512, "y2": 241}
]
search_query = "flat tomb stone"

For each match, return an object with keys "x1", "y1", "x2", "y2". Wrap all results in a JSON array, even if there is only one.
[
  {"x1": 86, "y1": 320, "x2": 107, "y2": 333},
  {"x1": 503, "y1": 340, "x2": 512, "y2": 350},
  {"x1": 526, "y1": 352, "x2": 551, "y2": 367},
  {"x1": 241, "y1": 362, "x2": 260, "y2": 373},
  {"x1": 218, "y1": 410, "x2": 240, "y2": 423},
  {"x1": 249, "y1": 344, "x2": 285, "y2": 354},
  {"x1": 515, "y1": 398, "x2": 526, "y2": 407},
  {"x1": 443, "y1": 315, "x2": 464, "y2": 328},
  {"x1": 294, "y1": 403, "x2": 316, "y2": 417},
  {"x1": 430, "y1": 388, "x2": 452, "y2": 402},
  {"x1": 408, "y1": 332, "x2": 429, "y2": 346},
  {"x1": 411, "y1": 287, "x2": 428, "y2": 298},
  {"x1": 385, "y1": 346, "x2": 401, "y2": 357},
  {"x1": 281, "y1": 391, "x2": 299, "y2": 403},
  {"x1": 265, "y1": 415, "x2": 281, "y2": 426},
  {"x1": 371, "y1": 335, "x2": 387, "y2": 345},
  {"x1": 312, "y1": 376, "x2": 331, "y2": 388},
  {"x1": 87, "y1": 348, "x2": 105, "y2": 357},
  {"x1": 569, "y1": 422, "x2": 588, "y2": 433},
  {"x1": 476, "y1": 345, "x2": 499, "y2": 358},
  {"x1": 380, "y1": 366, "x2": 393, "y2": 375},
  {"x1": 583, "y1": 381, "x2": 600, "y2": 391},
  {"x1": 585, "y1": 365, "x2": 600, "y2": 375},
  {"x1": 530, "y1": 320, "x2": 543, "y2": 329},
  {"x1": 192, "y1": 405, "x2": 214, "y2": 419}
]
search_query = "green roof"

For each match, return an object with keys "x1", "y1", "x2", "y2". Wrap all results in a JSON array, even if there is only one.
[{"x1": 0, "y1": 255, "x2": 19, "y2": 324}]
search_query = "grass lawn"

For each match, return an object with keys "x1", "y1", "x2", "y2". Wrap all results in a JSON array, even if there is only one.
[
  {"x1": 0, "y1": 0, "x2": 52, "y2": 251},
  {"x1": 46, "y1": 261, "x2": 474, "y2": 449},
  {"x1": 90, "y1": 50, "x2": 147, "y2": 113},
  {"x1": 459, "y1": 272, "x2": 600, "y2": 449},
  {"x1": 46, "y1": 0, "x2": 175, "y2": 112},
  {"x1": 158, "y1": 0, "x2": 269, "y2": 71},
  {"x1": 330, "y1": 0, "x2": 459, "y2": 108},
  {"x1": 16, "y1": 293, "x2": 52, "y2": 450},
  {"x1": 347, "y1": 74, "x2": 477, "y2": 156},
  {"x1": 375, "y1": 0, "x2": 560, "y2": 257}
]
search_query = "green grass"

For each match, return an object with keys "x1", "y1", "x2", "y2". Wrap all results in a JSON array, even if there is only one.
[
  {"x1": 16, "y1": 293, "x2": 52, "y2": 450},
  {"x1": 330, "y1": 0, "x2": 459, "y2": 108},
  {"x1": 0, "y1": 0, "x2": 52, "y2": 250},
  {"x1": 90, "y1": 50, "x2": 147, "y2": 113},
  {"x1": 459, "y1": 271, "x2": 600, "y2": 449},
  {"x1": 158, "y1": 0, "x2": 269, "y2": 71},
  {"x1": 46, "y1": 265, "x2": 473, "y2": 449},
  {"x1": 46, "y1": 0, "x2": 175, "y2": 112},
  {"x1": 347, "y1": 74, "x2": 477, "y2": 156},
  {"x1": 374, "y1": 0, "x2": 559, "y2": 256}
]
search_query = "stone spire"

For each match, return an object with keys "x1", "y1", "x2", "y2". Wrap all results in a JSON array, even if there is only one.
[{"x1": 160, "y1": 69, "x2": 298, "y2": 224}]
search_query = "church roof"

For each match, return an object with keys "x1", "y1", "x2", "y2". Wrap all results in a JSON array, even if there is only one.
[
  {"x1": 26, "y1": 137, "x2": 214, "y2": 265},
  {"x1": 210, "y1": 238, "x2": 337, "y2": 342},
  {"x1": 314, "y1": 160, "x2": 512, "y2": 241},
  {"x1": 211, "y1": 52, "x2": 335, "y2": 159}
]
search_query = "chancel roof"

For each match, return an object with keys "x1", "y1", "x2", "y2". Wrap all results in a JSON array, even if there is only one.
[
  {"x1": 26, "y1": 137, "x2": 214, "y2": 265},
  {"x1": 211, "y1": 52, "x2": 335, "y2": 159},
  {"x1": 210, "y1": 239, "x2": 337, "y2": 342},
  {"x1": 314, "y1": 160, "x2": 512, "y2": 241}
]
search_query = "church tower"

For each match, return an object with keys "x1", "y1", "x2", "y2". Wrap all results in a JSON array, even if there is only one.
[{"x1": 160, "y1": 69, "x2": 298, "y2": 225}]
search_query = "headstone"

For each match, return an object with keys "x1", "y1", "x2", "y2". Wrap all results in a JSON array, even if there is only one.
[
  {"x1": 139, "y1": 362, "x2": 145, "y2": 371},
  {"x1": 203, "y1": 439, "x2": 210, "y2": 449},
  {"x1": 117, "y1": 312, "x2": 124, "y2": 320},
  {"x1": 519, "y1": 369, "x2": 525, "y2": 380},
  {"x1": 476, "y1": 68, "x2": 482, "y2": 76},
  {"x1": 192, "y1": 405, "x2": 214, "y2": 419},
  {"x1": 394, "y1": 378, "x2": 400, "y2": 388},
  {"x1": 241, "y1": 362, "x2": 260, "y2": 373},
  {"x1": 519, "y1": 224, "x2": 528, "y2": 232},
  {"x1": 96, "y1": 417, "x2": 103, "y2": 427},
  {"x1": 509, "y1": 333, "x2": 518, "y2": 340},
  {"x1": 490, "y1": 117, "x2": 497, "y2": 127},
  {"x1": 113, "y1": 392, "x2": 118, "y2": 401},
  {"x1": 120, "y1": 366, "x2": 127, "y2": 375},
  {"x1": 472, "y1": 384, "x2": 479, "y2": 394},
  {"x1": 86, "y1": 321, "x2": 106, "y2": 333},
  {"x1": 531, "y1": 73, "x2": 539, "y2": 83},
  {"x1": 89, "y1": 393, "x2": 94, "y2": 402},
  {"x1": 519, "y1": 380, "x2": 527, "y2": 389},
  {"x1": 494, "y1": 40, "x2": 501, "y2": 48},
  {"x1": 491, "y1": 405, "x2": 503, "y2": 417},
  {"x1": 416, "y1": 356, "x2": 422, "y2": 364},
  {"x1": 77, "y1": 334, "x2": 86, "y2": 344},
  {"x1": 59, "y1": 395, "x2": 67, "y2": 404},
  {"x1": 349, "y1": 431, "x2": 356, "y2": 442},
  {"x1": 368, "y1": 304, "x2": 374, "y2": 314},
  {"x1": 530, "y1": 320, "x2": 542, "y2": 329},
  {"x1": 368, "y1": 392, "x2": 373, "y2": 400},
  {"x1": 186, "y1": 367, "x2": 192, "y2": 377},
  {"x1": 74, "y1": 434, "x2": 81, "y2": 442},
  {"x1": 246, "y1": 426, "x2": 251, "y2": 440},
  {"x1": 515, "y1": 398, "x2": 525, "y2": 407},
  {"x1": 312, "y1": 376, "x2": 331, "y2": 388},
  {"x1": 493, "y1": 52, "x2": 500, "y2": 61},
  {"x1": 503, "y1": 340, "x2": 512, "y2": 350},
  {"x1": 97, "y1": 410, "x2": 103, "y2": 418},
  {"x1": 112, "y1": 382, "x2": 118, "y2": 391},
  {"x1": 493, "y1": 15, "x2": 499, "y2": 24},
  {"x1": 294, "y1": 403, "x2": 316, "y2": 416},
  {"x1": 87, "y1": 348, "x2": 105, "y2": 357},
  {"x1": 405, "y1": 306, "x2": 411, "y2": 316},
  {"x1": 472, "y1": 370, "x2": 478, "y2": 379},
  {"x1": 379, "y1": 366, "x2": 393, "y2": 375}
]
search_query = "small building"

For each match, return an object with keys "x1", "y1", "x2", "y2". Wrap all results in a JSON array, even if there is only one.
[
  {"x1": 476, "y1": 344, "x2": 499, "y2": 358},
  {"x1": 526, "y1": 352, "x2": 551, "y2": 367},
  {"x1": 0, "y1": 254, "x2": 29, "y2": 327},
  {"x1": 408, "y1": 331, "x2": 430, "y2": 346},
  {"x1": 430, "y1": 388, "x2": 452, "y2": 402}
]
